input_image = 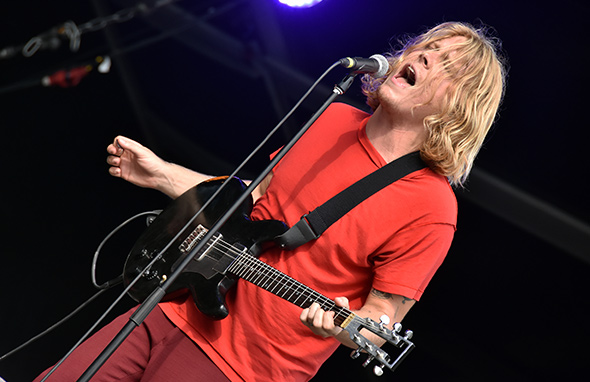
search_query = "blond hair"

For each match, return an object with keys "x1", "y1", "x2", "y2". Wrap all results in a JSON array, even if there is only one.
[{"x1": 362, "y1": 22, "x2": 507, "y2": 187}]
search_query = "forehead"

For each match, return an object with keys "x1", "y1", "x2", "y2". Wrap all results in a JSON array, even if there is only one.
[
  {"x1": 404, "y1": 35, "x2": 466, "y2": 62},
  {"x1": 423, "y1": 36, "x2": 468, "y2": 70},
  {"x1": 427, "y1": 36, "x2": 467, "y2": 50},
  {"x1": 418, "y1": 35, "x2": 468, "y2": 63}
]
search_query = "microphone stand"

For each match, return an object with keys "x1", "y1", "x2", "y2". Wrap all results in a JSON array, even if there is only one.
[{"x1": 76, "y1": 72, "x2": 358, "y2": 381}]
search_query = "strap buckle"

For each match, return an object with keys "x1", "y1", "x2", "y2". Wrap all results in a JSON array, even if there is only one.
[{"x1": 275, "y1": 214, "x2": 319, "y2": 250}]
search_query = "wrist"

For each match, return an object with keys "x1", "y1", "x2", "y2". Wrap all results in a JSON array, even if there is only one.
[{"x1": 155, "y1": 161, "x2": 180, "y2": 198}]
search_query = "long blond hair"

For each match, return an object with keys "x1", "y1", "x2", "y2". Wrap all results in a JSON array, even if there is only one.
[{"x1": 362, "y1": 22, "x2": 508, "y2": 187}]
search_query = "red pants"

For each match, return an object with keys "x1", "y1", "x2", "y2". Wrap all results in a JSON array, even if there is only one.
[{"x1": 34, "y1": 306, "x2": 231, "y2": 382}]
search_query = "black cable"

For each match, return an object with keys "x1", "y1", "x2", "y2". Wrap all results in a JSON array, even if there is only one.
[
  {"x1": 0, "y1": 209, "x2": 161, "y2": 363},
  {"x1": 91, "y1": 210, "x2": 162, "y2": 289}
]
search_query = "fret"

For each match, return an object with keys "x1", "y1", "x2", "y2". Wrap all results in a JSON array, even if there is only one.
[
  {"x1": 204, "y1": 238, "x2": 357, "y2": 330},
  {"x1": 286, "y1": 282, "x2": 303, "y2": 304},
  {"x1": 228, "y1": 252, "x2": 331, "y2": 312},
  {"x1": 269, "y1": 274, "x2": 284, "y2": 294},
  {"x1": 274, "y1": 273, "x2": 290, "y2": 296}
]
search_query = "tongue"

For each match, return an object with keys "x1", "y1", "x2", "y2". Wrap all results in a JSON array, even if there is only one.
[{"x1": 397, "y1": 75, "x2": 410, "y2": 85}]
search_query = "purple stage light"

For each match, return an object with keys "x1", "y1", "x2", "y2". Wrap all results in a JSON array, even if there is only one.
[{"x1": 278, "y1": 0, "x2": 323, "y2": 8}]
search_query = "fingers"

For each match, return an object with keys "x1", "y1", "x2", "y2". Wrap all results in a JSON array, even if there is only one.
[
  {"x1": 300, "y1": 297, "x2": 350, "y2": 338},
  {"x1": 300, "y1": 303, "x2": 338, "y2": 338},
  {"x1": 106, "y1": 151, "x2": 122, "y2": 177},
  {"x1": 108, "y1": 166, "x2": 122, "y2": 177},
  {"x1": 106, "y1": 136, "x2": 131, "y2": 177},
  {"x1": 107, "y1": 136, "x2": 129, "y2": 156}
]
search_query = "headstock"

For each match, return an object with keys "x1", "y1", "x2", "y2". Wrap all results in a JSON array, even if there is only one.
[{"x1": 345, "y1": 314, "x2": 415, "y2": 376}]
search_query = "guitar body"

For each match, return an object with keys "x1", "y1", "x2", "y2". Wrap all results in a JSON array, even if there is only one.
[{"x1": 123, "y1": 176, "x2": 288, "y2": 320}]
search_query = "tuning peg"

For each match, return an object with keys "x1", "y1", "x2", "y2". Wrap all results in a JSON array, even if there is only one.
[
  {"x1": 362, "y1": 355, "x2": 375, "y2": 368},
  {"x1": 373, "y1": 364, "x2": 384, "y2": 377},
  {"x1": 352, "y1": 333, "x2": 363, "y2": 346},
  {"x1": 393, "y1": 322, "x2": 402, "y2": 333},
  {"x1": 405, "y1": 329, "x2": 414, "y2": 340},
  {"x1": 350, "y1": 348, "x2": 362, "y2": 360},
  {"x1": 378, "y1": 314, "x2": 390, "y2": 330}
]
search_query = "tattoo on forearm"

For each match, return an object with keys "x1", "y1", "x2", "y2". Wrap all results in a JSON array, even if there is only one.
[
  {"x1": 371, "y1": 289, "x2": 414, "y2": 304},
  {"x1": 371, "y1": 289, "x2": 395, "y2": 299}
]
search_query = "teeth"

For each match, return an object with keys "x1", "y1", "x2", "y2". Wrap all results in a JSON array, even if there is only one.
[{"x1": 407, "y1": 66, "x2": 416, "y2": 86}]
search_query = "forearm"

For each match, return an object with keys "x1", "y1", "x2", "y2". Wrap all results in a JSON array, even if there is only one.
[
  {"x1": 108, "y1": 136, "x2": 272, "y2": 200},
  {"x1": 156, "y1": 162, "x2": 272, "y2": 202},
  {"x1": 157, "y1": 162, "x2": 212, "y2": 199},
  {"x1": 337, "y1": 292, "x2": 414, "y2": 348}
]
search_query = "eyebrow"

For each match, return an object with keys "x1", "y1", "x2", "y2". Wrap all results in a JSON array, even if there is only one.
[
  {"x1": 423, "y1": 42, "x2": 454, "y2": 73},
  {"x1": 425, "y1": 41, "x2": 442, "y2": 51}
]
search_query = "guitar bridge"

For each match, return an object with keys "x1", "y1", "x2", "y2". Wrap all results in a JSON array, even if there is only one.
[{"x1": 179, "y1": 225, "x2": 208, "y2": 254}]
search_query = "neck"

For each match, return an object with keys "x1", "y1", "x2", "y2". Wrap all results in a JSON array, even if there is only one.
[{"x1": 366, "y1": 106, "x2": 427, "y2": 163}]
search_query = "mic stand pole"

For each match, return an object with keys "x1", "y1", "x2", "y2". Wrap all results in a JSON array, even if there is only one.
[{"x1": 77, "y1": 72, "x2": 358, "y2": 382}]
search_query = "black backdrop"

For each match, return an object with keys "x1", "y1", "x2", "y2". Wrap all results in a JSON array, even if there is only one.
[{"x1": 1, "y1": 1, "x2": 588, "y2": 381}]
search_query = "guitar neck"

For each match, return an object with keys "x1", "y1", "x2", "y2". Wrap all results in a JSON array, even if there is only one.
[{"x1": 226, "y1": 252, "x2": 355, "y2": 328}]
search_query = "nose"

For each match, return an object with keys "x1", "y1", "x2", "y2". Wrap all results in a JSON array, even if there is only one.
[{"x1": 419, "y1": 52, "x2": 430, "y2": 70}]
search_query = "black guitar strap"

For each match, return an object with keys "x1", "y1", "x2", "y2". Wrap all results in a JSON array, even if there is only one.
[{"x1": 276, "y1": 151, "x2": 426, "y2": 250}]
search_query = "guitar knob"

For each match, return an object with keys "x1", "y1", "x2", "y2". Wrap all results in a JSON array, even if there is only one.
[
  {"x1": 373, "y1": 365, "x2": 384, "y2": 377},
  {"x1": 144, "y1": 269, "x2": 159, "y2": 280},
  {"x1": 379, "y1": 314, "x2": 390, "y2": 327},
  {"x1": 393, "y1": 322, "x2": 402, "y2": 333}
]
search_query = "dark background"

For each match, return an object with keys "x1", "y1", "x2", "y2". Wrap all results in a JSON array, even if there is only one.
[{"x1": 1, "y1": 0, "x2": 588, "y2": 381}]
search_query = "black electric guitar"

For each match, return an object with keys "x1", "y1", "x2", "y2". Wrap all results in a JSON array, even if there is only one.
[{"x1": 123, "y1": 176, "x2": 415, "y2": 374}]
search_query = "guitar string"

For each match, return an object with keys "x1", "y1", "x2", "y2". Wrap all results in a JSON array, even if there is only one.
[
  {"x1": 175, "y1": 230, "x2": 408, "y2": 360},
  {"x1": 177, "y1": 228, "x2": 415, "y2": 357},
  {"x1": 212, "y1": 243, "x2": 404, "y2": 352},
  {"x1": 209, "y1": 242, "x2": 404, "y2": 366},
  {"x1": 234, "y1": 253, "x2": 354, "y2": 326},
  {"x1": 187, "y1": 232, "x2": 354, "y2": 323}
]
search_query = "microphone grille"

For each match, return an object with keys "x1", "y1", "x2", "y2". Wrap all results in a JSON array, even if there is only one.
[{"x1": 369, "y1": 54, "x2": 389, "y2": 78}]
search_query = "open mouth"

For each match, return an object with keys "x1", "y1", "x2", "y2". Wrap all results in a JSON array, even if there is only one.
[
  {"x1": 396, "y1": 64, "x2": 416, "y2": 86},
  {"x1": 404, "y1": 65, "x2": 416, "y2": 86}
]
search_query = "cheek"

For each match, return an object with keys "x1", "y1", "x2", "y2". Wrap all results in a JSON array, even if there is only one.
[
  {"x1": 421, "y1": 80, "x2": 451, "y2": 110},
  {"x1": 433, "y1": 82, "x2": 452, "y2": 109}
]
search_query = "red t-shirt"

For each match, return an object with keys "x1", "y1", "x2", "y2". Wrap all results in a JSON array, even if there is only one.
[{"x1": 160, "y1": 103, "x2": 457, "y2": 381}]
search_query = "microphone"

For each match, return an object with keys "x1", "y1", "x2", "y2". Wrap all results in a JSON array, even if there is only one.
[{"x1": 339, "y1": 54, "x2": 389, "y2": 77}]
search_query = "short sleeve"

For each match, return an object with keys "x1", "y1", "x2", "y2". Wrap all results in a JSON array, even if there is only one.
[{"x1": 371, "y1": 222, "x2": 455, "y2": 300}]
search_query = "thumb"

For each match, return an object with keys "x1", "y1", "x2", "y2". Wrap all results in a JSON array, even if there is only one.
[
  {"x1": 115, "y1": 136, "x2": 136, "y2": 150},
  {"x1": 334, "y1": 297, "x2": 349, "y2": 309},
  {"x1": 115, "y1": 136, "x2": 151, "y2": 157}
]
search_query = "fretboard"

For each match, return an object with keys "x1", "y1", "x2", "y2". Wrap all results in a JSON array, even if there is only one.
[{"x1": 226, "y1": 251, "x2": 355, "y2": 328}]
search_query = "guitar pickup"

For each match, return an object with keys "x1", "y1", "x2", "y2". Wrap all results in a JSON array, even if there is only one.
[{"x1": 213, "y1": 243, "x2": 248, "y2": 274}]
